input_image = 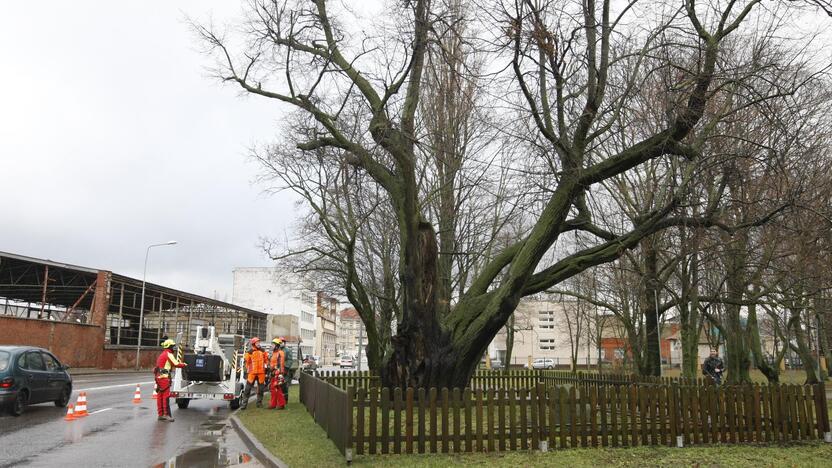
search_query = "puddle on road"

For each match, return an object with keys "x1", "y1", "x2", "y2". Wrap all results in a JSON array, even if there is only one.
[
  {"x1": 153, "y1": 416, "x2": 254, "y2": 467},
  {"x1": 152, "y1": 445, "x2": 253, "y2": 468}
]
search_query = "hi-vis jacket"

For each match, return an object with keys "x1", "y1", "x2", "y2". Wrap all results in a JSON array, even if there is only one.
[
  {"x1": 155, "y1": 349, "x2": 184, "y2": 379},
  {"x1": 270, "y1": 348, "x2": 285, "y2": 375},
  {"x1": 244, "y1": 349, "x2": 267, "y2": 376}
]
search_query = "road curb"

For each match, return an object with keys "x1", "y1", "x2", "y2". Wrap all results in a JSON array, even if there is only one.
[{"x1": 230, "y1": 414, "x2": 289, "y2": 468}]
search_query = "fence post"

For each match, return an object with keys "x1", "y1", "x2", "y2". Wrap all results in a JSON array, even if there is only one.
[
  {"x1": 406, "y1": 387, "x2": 415, "y2": 454},
  {"x1": 813, "y1": 383, "x2": 831, "y2": 442},
  {"x1": 346, "y1": 386, "x2": 355, "y2": 462},
  {"x1": 453, "y1": 387, "x2": 462, "y2": 453},
  {"x1": 356, "y1": 388, "x2": 366, "y2": 455},
  {"x1": 394, "y1": 387, "x2": 403, "y2": 454},
  {"x1": 381, "y1": 387, "x2": 390, "y2": 454}
]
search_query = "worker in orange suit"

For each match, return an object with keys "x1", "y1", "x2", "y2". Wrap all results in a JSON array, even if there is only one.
[
  {"x1": 154, "y1": 339, "x2": 186, "y2": 421},
  {"x1": 268, "y1": 338, "x2": 286, "y2": 409},
  {"x1": 240, "y1": 337, "x2": 267, "y2": 409}
]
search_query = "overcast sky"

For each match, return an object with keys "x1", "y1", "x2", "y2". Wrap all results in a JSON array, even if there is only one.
[
  {"x1": 2, "y1": 3, "x2": 829, "y2": 303},
  {"x1": 0, "y1": 2, "x2": 297, "y2": 300}
]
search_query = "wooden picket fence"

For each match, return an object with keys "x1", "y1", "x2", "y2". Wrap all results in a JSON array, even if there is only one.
[
  {"x1": 298, "y1": 371, "x2": 351, "y2": 454},
  {"x1": 300, "y1": 372, "x2": 831, "y2": 459},
  {"x1": 315, "y1": 369, "x2": 706, "y2": 392}
]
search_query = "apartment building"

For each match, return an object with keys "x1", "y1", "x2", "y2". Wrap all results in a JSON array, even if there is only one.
[
  {"x1": 336, "y1": 307, "x2": 366, "y2": 363},
  {"x1": 315, "y1": 292, "x2": 338, "y2": 365},
  {"x1": 490, "y1": 298, "x2": 596, "y2": 368},
  {"x1": 231, "y1": 267, "x2": 317, "y2": 357}
]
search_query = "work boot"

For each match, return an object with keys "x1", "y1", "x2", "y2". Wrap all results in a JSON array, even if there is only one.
[
  {"x1": 164, "y1": 415, "x2": 175, "y2": 422},
  {"x1": 157, "y1": 416, "x2": 167, "y2": 421}
]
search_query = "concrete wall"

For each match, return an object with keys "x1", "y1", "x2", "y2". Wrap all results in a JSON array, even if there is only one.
[
  {"x1": 0, "y1": 316, "x2": 103, "y2": 367},
  {"x1": 266, "y1": 314, "x2": 299, "y2": 340}
]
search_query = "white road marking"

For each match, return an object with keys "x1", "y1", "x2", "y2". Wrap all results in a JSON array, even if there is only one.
[
  {"x1": 75, "y1": 381, "x2": 154, "y2": 392},
  {"x1": 88, "y1": 408, "x2": 113, "y2": 415}
]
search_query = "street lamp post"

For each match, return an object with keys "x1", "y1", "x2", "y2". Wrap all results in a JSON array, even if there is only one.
[{"x1": 135, "y1": 241, "x2": 177, "y2": 370}]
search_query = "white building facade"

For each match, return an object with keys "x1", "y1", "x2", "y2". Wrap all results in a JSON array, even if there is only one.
[
  {"x1": 231, "y1": 267, "x2": 317, "y2": 357},
  {"x1": 489, "y1": 298, "x2": 597, "y2": 368}
]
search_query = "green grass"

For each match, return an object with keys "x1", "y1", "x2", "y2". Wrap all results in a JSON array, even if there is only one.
[{"x1": 238, "y1": 386, "x2": 832, "y2": 467}]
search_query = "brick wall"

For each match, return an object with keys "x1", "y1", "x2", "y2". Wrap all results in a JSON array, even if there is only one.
[
  {"x1": 0, "y1": 316, "x2": 103, "y2": 367},
  {"x1": 100, "y1": 346, "x2": 158, "y2": 369}
]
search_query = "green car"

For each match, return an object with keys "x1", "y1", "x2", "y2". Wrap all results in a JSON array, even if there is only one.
[{"x1": 0, "y1": 346, "x2": 72, "y2": 416}]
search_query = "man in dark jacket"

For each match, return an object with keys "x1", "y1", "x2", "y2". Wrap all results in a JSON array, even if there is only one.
[{"x1": 703, "y1": 349, "x2": 725, "y2": 385}]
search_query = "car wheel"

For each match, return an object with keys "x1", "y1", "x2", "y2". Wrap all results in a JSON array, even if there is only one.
[
  {"x1": 11, "y1": 390, "x2": 28, "y2": 417},
  {"x1": 229, "y1": 398, "x2": 240, "y2": 410},
  {"x1": 54, "y1": 385, "x2": 71, "y2": 407},
  {"x1": 547, "y1": 365, "x2": 553, "y2": 370},
  {"x1": 176, "y1": 398, "x2": 190, "y2": 409}
]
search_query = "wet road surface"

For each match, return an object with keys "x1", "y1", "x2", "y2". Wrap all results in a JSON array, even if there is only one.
[{"x1": 0, "y1": 372, "x2": 260, "y2": 468}]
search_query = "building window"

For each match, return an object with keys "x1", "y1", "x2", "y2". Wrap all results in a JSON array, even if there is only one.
[{"x1": 539, "y1": 338, "x2": 555, "y2": 350}]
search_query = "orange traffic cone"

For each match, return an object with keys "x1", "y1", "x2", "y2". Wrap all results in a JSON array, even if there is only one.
[
  {"x1": 74, "y1": 392, "x2": 88, "y2": 417},
  {"x1": 64, "y1": 404, "x2": 76, "y2": 421},
  {"x1": 152, "y1": 387, "x2": 158, "y2": 399},
  {"x1": 132, "y1": 384, "x2": 142, "y2": 404}
]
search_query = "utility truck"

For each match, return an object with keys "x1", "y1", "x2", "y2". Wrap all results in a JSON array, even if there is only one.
[{"x1": 170, "y1": 326, "x2": 246, "y2": 410}]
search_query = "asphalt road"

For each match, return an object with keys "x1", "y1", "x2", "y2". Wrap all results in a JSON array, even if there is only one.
[{"x1": 0, "y1": 372, "x2": 261, "y2": 468}]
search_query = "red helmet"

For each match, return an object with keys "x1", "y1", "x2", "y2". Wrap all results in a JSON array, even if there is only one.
[{"x1": 250, "y1": 337, "x2": 261, "y2": 347}]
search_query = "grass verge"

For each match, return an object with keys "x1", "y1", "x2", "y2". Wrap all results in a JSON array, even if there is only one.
[{"x1": 238, "y1": 386, "x2": 832, "y2": 467}]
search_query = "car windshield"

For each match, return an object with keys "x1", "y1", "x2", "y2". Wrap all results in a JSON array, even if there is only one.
[{"x1": 0, "y1": 351, "x2": 10, "y2": 372}]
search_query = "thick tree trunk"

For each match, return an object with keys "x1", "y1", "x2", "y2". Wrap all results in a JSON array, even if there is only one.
[
  {"x1": 723, "y1": 299, "x2": 751, "y2": 384},
  {"x1": 723, "y1": 239, "x2": 752, "y2": 384},
  {"x1": 633, "y1": 340, "x2": 652, "y2": 376},
  {"x1": 747, "y1": 302, "x2": 780, "y2": 383},
  {"x1": 363, "y1": 322, "x2": 384, "y2": 372},
  {"x1": 382, "y1": 219, "x2": 448, "y2": 388},
  {"x1": 815, "y1": 295, "x2": 831, "y2": 381},
  {"x1": 641, "y1": 236, "x2": 661, "y2": 377},
  {"x1": 679, "y1": 301, "x2": 702, "y2": 379},
  {"x1": 504, "y1": 314, "x2": 515, "y2": 370},
  {"x1": 789, "y1": 307, "x2": 820, "y2": 384},
  {"x1": 679, "y1": 248, "x2": 701, "y2": 379}
]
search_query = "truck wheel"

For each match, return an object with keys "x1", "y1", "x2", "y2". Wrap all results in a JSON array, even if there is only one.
[
  {"x1": 176, "y1": 398, "x2": 190, "y2": 409},
  {"x1": 229, "y1": 398, "x2": 240, "y2": 410}
]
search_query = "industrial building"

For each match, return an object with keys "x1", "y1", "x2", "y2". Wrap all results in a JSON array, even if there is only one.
[{"x1": 0, "y1": 251, "x2": 268, "y2": 368}]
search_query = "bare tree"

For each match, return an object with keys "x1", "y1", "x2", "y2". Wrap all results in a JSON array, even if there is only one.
[{"x1": 198, "y1": 0, "x2": 828, "y2": 387}]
